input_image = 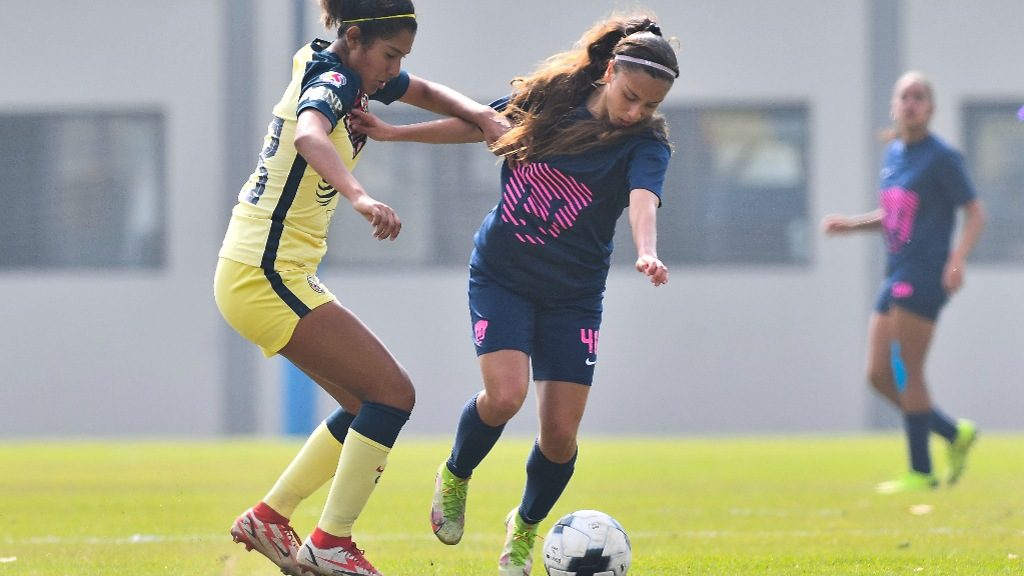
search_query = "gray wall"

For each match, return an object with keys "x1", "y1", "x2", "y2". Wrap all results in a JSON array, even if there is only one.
[{"x1": 1, "y1": 0, "x2": 1020, "y2": 438}]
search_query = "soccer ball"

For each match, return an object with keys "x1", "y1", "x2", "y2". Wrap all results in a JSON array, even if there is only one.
[{"x1": 542, "y1": 509, "x2": 631, "y2": 576}]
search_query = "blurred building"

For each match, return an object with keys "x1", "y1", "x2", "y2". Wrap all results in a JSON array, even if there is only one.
[{"x1": 1, "y1": 0, "x2": 1021, "y2": 437}]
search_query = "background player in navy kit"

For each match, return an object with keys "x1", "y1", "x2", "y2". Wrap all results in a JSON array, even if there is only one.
[
  {"x1": 352, "y1": 13, "x2": 677, "y2": 574},
  {"x1": 822, "y1": 71, "x2": 986, "y2": 494},
  {"x1": 215, "y1": 1, "x2": 506, "y2": 575}
]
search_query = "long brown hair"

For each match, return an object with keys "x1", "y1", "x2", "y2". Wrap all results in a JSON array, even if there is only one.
[{"x1": 491, "y1": 14, "x2": 678, "y2": 163}]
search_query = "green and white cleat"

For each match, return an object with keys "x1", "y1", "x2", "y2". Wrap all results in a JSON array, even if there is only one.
[
  {"x1": 875, "y1": 471, "x2": 939, "y2": 495},
  {"x1": 947, "y1": 419, "x2": 978, "y2": 486},
  {"x1": 498, "y1": 508, "x2": 538, "y2": 576},
  {"x1": 430, "y1": 462, "x2": 470, "y2": 545}
]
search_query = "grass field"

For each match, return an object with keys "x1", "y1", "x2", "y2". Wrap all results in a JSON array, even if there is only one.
[{"x1": 2, "y1": 434, "x2": 1022, "y2": 575}]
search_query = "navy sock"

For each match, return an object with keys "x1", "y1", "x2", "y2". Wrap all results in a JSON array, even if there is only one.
[
  {"x1": 519, "y1": 441, "x2": 576, "y2": 524},
  {"x1": 447, "y1": 394, "x2": 505, "y2": 479},
  {"x1": 349, "y1": 402, "x2": 410, "y2": 449},
  {"x1": 325, "y1": 408, "x2": 357, "y2": 444},
  {"x1": 904, "y1": 412, "x2": 932, "y2": 474},
  {"x1": 929, "y1": 406, "x2": 958, "y2": 443}
]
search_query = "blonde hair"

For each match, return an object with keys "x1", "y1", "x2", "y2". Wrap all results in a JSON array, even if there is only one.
[
  {"x1": 879, "y1": 70, "x2": 935, "y2": 141},
  {"x1": 491, "y1": 14, "x2": 678, "y2": 163}
]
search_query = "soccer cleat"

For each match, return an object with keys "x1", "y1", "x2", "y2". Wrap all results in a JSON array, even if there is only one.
[
  {"x1": 298, "y1": 537, "x2": 383, "y2": 576},
  {"x1": 498, "y1": 508, "x2": 539, "y2": 576},
  {"x1": 430, "y1": 462, "x2": 470, "y2": 545},
  {"x1": 230, "y1": 507, "x2": 303, "y2": 575},
  {"x1": 875, "y1": 471, "x2": 939, "y2": 495},
  {"x1": 947, "y1": 419, "x2": 978, "y2": 486}
]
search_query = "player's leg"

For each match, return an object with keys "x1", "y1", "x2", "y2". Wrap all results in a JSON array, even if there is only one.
[
  {"x1": 231, "y1": 401, "x2": 355, "y2": 574},
  {"x1": 433, "y1": 273, "x2": 533, "y2": 545},
  {"x1": 433, "y1": 349, "x2": 531, "y2": 544},
  {"x1": 217, "y1": 261, "x2": 341, "y2": 574},
  {"x1": 499, "y1": 298, "x2": 599, "y2": 575},
  {"x1": 499, "y1": 380, "x2": 588, "y2": 576},
  {"x1": 865, "y1": 312, "x2": 901, "y2": 407},
  {"x1": 283, "y1": 300, "x2": 414, "y2": 576},
  {"x1": 876, "y1": 305, "x2": 939, "y2": 494}
]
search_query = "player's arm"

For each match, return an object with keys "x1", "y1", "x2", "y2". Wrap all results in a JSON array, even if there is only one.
[
  {"x1": 400, "y1": 74, "x2": 508, "y2": 144},
  {"x1": 294, "y1": 108, "x2": 401, "y2": 240},
  {"x1": 629, "y1": 188, "x2": 668, "y2": 287},
  {"x1": 943, "y1": 198, "x2": 986, "y2": 292},
  {"x1": 350, "y1": 109, "x2": 484, "y2": 144},
  {"x1": 821, "y1": 208, "x2": 884, "y2": 235}
]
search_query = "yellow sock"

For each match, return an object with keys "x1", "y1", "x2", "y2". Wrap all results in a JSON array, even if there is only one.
[
  {"x1": 317, "y1": 429, "x2": 390, "y2": 537},
  {"x1": 263, "y1": 421, "x2": 342, "y2": 518}
]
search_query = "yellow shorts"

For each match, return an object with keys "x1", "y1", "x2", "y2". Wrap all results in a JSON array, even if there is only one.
[{"x1": 214, "y1": 257, "x2": 336, "y2": 357}]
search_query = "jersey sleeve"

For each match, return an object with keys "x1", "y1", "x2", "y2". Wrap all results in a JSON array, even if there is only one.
[
  {"x1": 296, "y1": 65, "x2": 360, "y2": 131},
  {"x1": 369, "y1": 70, "x2": 411, "y2": 104},
  {"x1": 489, "y1": 95, "x2": 512, "y2": 112},
  {"x1": 627, "y1": 138, "x2": 672, "y2": 202},
  {"x1": 936, "y1": 148, "x2": 977, "y2": 206}
]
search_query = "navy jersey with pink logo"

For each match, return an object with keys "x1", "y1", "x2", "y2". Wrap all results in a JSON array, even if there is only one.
[
  {"x1": 879, "y1": 134, "x2": 976, "y2": 277},
  {"x1": 470, "y1": 97, "x2": 671, "y2": 300}
]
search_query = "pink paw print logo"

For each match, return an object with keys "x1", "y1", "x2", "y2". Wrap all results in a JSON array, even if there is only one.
[
  {"x1": 891, "y1": 281, "x2": 914, "y2": 299},
  {"x1": 473, "y1": 319, "x2": 489, "y2": 346}
]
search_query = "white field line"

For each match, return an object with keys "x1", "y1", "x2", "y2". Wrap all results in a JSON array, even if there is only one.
[{"x1": 4, "y1": 526, "x2": 1009, "y2": 547}]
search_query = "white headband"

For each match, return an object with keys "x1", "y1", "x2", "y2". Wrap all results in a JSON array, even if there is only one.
[{"x1": 614, "y1": 54, "x2": 677, "y2": 78}]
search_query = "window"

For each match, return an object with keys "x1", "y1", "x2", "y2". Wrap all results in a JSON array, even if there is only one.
[
  {"x1": 324, "y1": 104, "x2": 811, "y2": 269},
  {"x1": 612, "y1": 105, "x2": 811, "y2": 266},
  {"x1": 323, "y1": 105, "x2": 499, "y2": 268},
  {"x1": 0, "y1": 111, "x2": 166, "y2": 269},
  {"x1": 963, "y1": 103, "x2": 1024, "y2": 263}
]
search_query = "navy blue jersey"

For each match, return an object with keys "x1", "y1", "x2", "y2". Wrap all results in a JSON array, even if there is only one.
[
  {"x1": 471, "y1": 97, "x2": 671, "y2": 300},
  {"x1": 879, "y1": 134, "x2": 976, "y2": 277}
]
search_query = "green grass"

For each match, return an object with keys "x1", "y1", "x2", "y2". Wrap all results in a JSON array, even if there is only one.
[{"x1": 2, "y1": 435, "x2": 1022, "y2": 575}]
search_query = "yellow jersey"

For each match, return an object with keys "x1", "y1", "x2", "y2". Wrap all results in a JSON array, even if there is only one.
[{"x1": 219, "y1": 39, "x2": 410, "y2": 270}]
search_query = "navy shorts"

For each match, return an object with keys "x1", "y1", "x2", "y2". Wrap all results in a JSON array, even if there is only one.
[
  {"x1": 468, "y1": 269, "x2": 604, "y2": 386},
  {"x1": 874, "y1": 274, "x2": 948, "y2": 321}
]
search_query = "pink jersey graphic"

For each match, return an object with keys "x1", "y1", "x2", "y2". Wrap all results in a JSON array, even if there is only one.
[
  {"x1": 880, "y1": 186, "x2": 919, "y2": 253},
  {"x1": 473, "y1": 319, "x2": 489, "y2": 346},
  {"x1": 502, "y1": 163, "x2": 594, "y2": 245}
]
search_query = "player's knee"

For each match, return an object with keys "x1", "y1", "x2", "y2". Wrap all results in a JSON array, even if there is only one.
[
  {"x1": 539, "y1": 430, "x2": 578, "y2": 461},
  {"x1": 387, "y1": 370, "x2": 416, "y2": 412},
  {"x1": 482, "y1": 388, "x2": 526, "y2": 421},
  {"x1": 866, "y1": 366, "x2": 891, "y2": 390}
]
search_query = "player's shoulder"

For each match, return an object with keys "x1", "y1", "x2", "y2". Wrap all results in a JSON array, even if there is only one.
[
  {"x1": 625, "y1": 126, "x2": 671, "y2": 158},
  {"x1": 924, "y1": 133, "x2": 960, "y2": 156},
  {"x1": 298, "y1": 40, "x2": 358, "y2": 90}
]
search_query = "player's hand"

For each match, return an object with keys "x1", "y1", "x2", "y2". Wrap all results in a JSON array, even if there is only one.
[
  {"x1": 635, "y1": 255, "x2": 669, "y2": 287},
  {"x1": 349, "y1": 109, "x2": 394, "y2": 141},
  {"x1": 821, "y1": 214, "x2": 854, "y2": 235},
  {"x1": 352, "y1": 195, "x2": 402, "y2": 240},
  {"x1": 476, "y1": 109, "x2": 510, "y2": 146},
  {"x1": 943, "y1": 260, "x2": 964, "y2": 294}
]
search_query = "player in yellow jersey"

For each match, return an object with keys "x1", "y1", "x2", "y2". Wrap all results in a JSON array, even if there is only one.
[{"x1": 215, "y1": 1, "x2": 507, "y2": 575}]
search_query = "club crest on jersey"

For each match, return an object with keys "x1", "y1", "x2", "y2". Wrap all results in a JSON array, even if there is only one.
[
  {"x1": 319, "y1": 71, "x2": 347, "y2": 87},
  {"x1": 306, "y1": 275, "x2": 325, "y2": 294}
]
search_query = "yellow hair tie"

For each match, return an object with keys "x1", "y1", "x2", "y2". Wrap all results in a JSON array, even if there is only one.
[{"x1": 341, "y1": 13, "x2": 416, "y2": 24}]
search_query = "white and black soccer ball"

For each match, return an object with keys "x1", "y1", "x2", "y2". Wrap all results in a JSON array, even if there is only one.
[{"x1": 542, "y1": 509, "x2": 631, "y2": 576}]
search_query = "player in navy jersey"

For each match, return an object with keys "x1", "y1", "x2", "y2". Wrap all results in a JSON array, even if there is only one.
[
  {"x1": 822, "y1": 71, "x2": 986, "y2": 494},
  {"x1": 352, "y1": 14, "x2": 676, "y2": 574},
  {"x1": 216, "y1": 1, "x2": 507, "y2": 575}
]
